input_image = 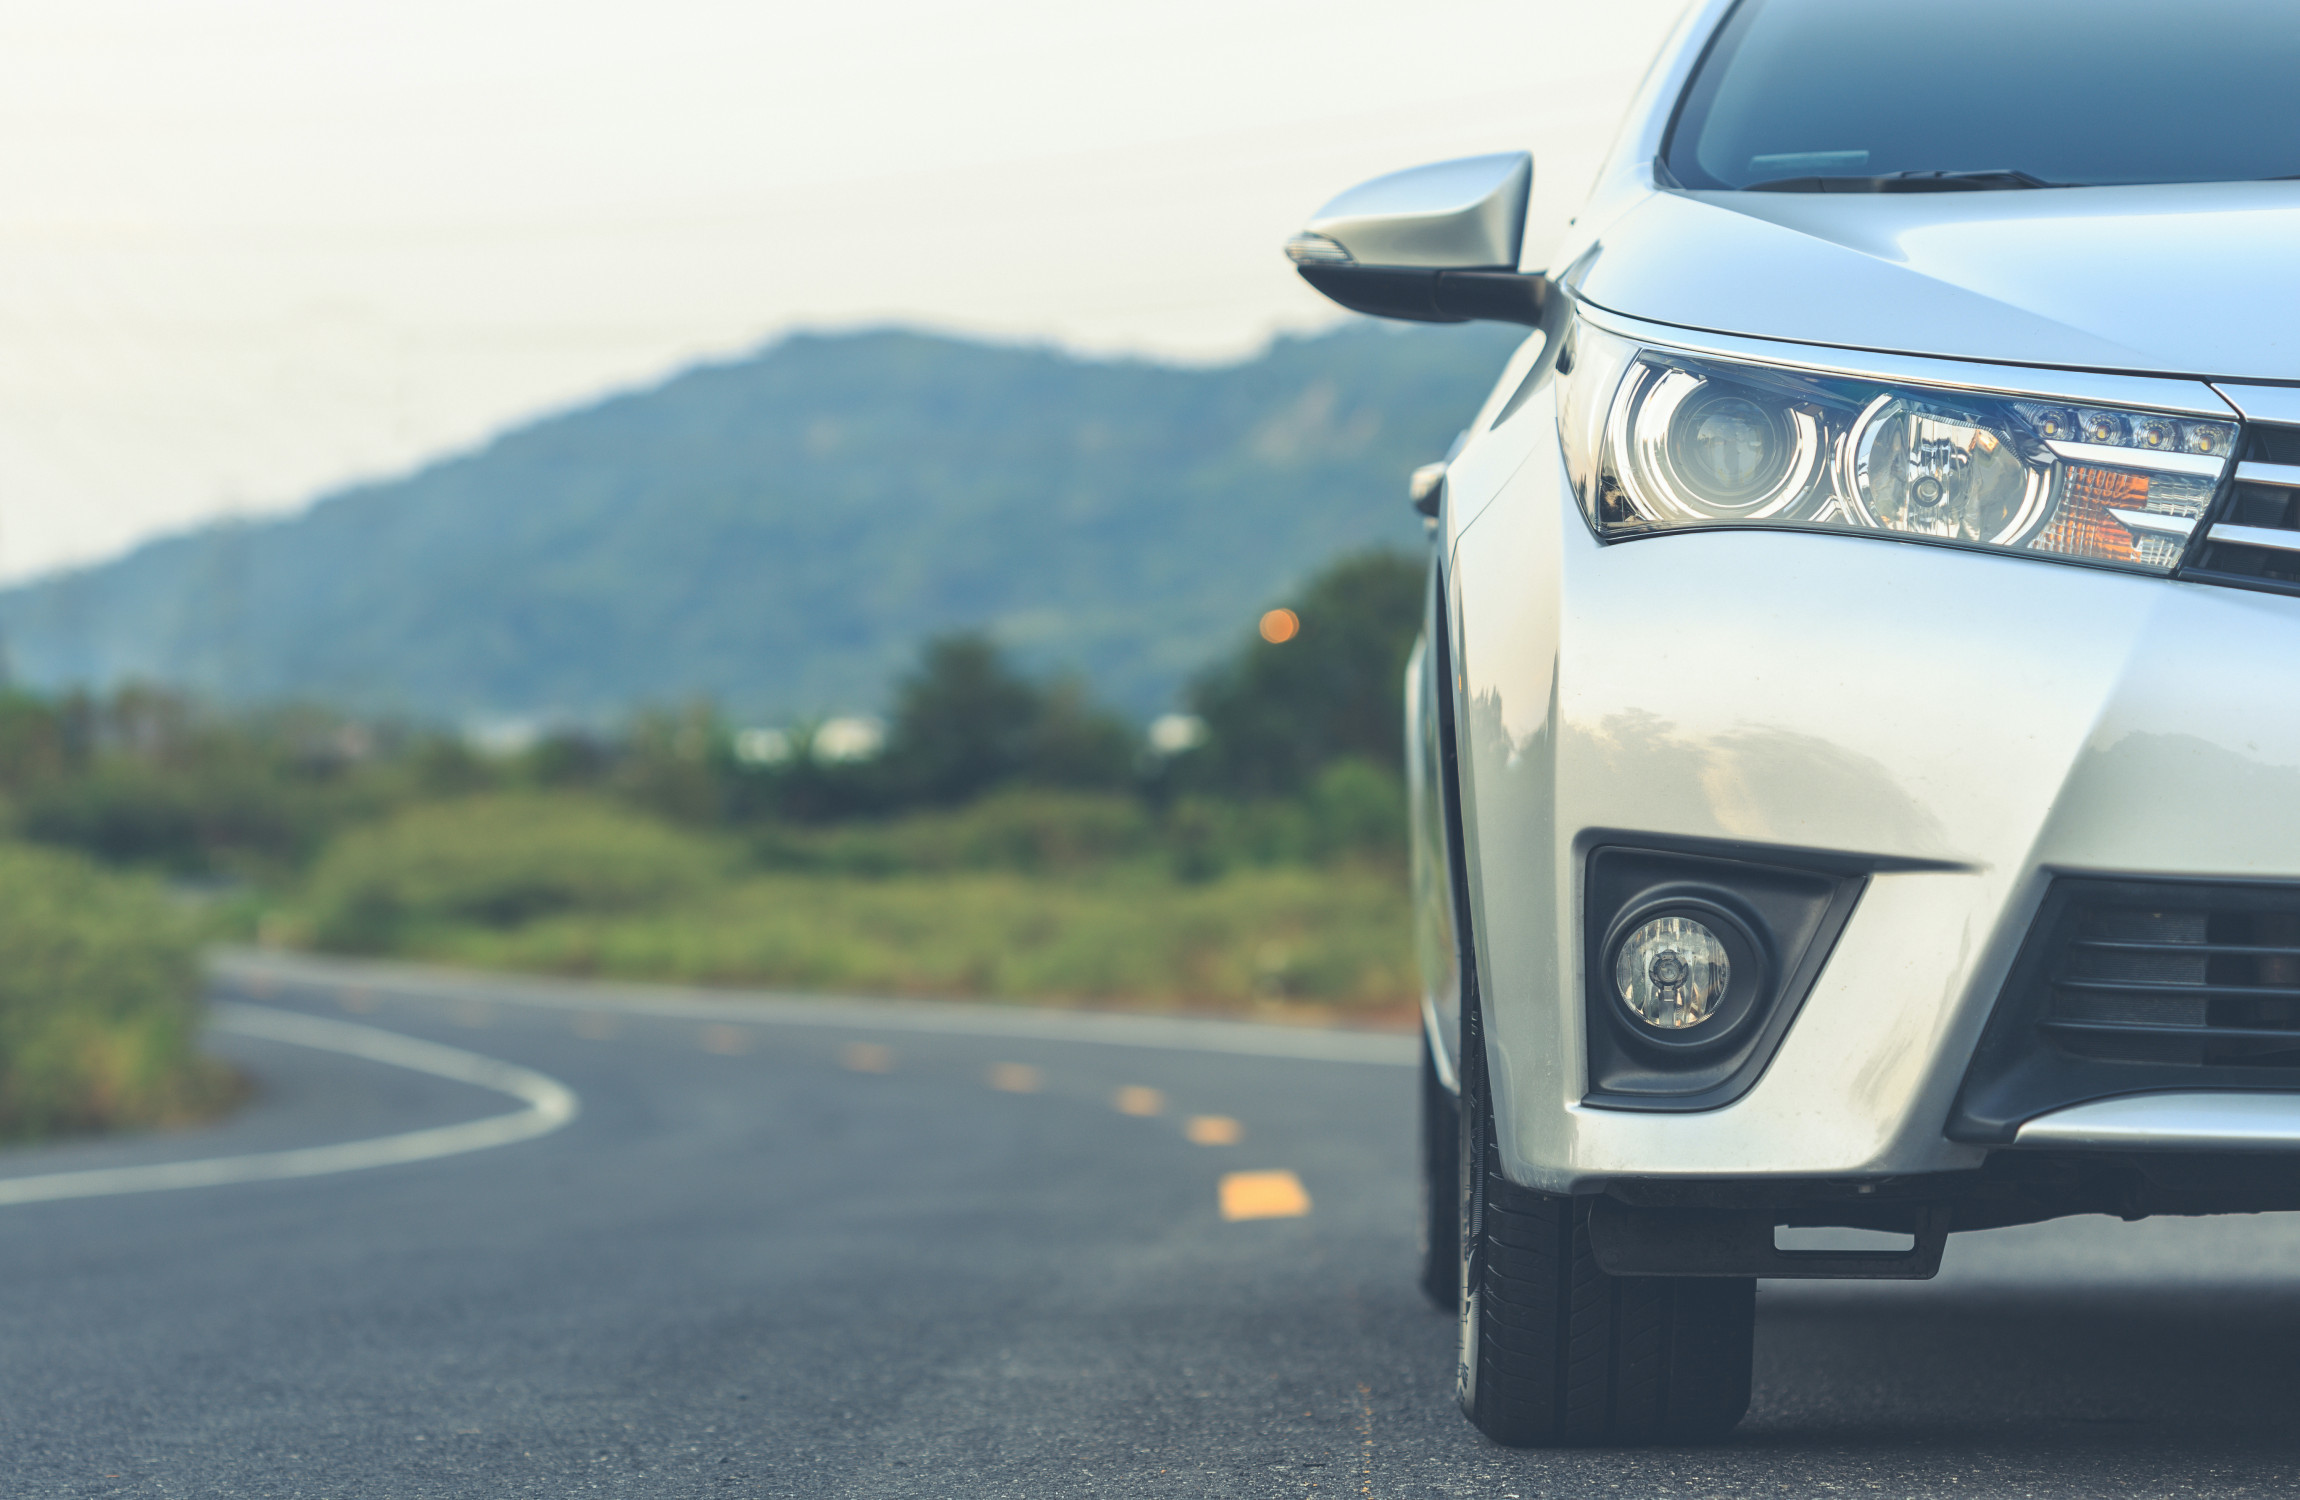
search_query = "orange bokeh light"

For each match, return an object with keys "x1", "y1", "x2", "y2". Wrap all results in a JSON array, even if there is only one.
[{"x1": 1258, "y1": 607, "x2": 1300, "y2": 644}]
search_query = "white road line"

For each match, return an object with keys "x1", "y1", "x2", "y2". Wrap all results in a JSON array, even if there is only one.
[
  {"x1": 217, "y1": 950, "x2": 1417, "y2": 1067},
  {"x1": 0, "y1": 1004, "x2": 579, "y2": 1208}
]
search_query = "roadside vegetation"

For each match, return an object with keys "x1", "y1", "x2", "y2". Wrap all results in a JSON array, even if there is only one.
[
  {"x1": 0, "y1": 547, "x2": 1425, "y2": 1136},
  {"x1": 278, "y1": 785, "x2": 1414, "y2": 1012},
  {"x1": 0, "y1": 843, "x2": 229, "y2": 1140}
]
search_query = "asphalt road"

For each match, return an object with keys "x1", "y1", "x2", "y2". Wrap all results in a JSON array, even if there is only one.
[{"x1": 5, "y1": 957, "x2": 2300, "y2": 1498}]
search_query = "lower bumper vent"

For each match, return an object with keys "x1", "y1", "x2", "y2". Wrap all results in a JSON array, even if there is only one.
[
  {"x1": 2052, "y1": 901, "x2": 2300, "y2": 1065},
  {"x1": 1950, "y1": 879, "x2": 2300, "y2": 1142}
]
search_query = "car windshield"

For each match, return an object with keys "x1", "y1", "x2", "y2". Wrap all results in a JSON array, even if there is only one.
[{"x1": 1665, "y1": 0, "x2": 2300, "y2": 191}]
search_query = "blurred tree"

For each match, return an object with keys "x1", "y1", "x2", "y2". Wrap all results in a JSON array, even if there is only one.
[
  {"x1": 0, "y1": 686, "x2": 418, "y2": 875},
  {"x1": 1182, "y1": 548, "x2": 1424, "y2": 798},
  {"x1": 1021, "y1": 679, "x2": 1137, "y2": 793},
  {"x1": 614, "y1": 703, "x2": 730, "y2": 825},
  {"x1": 0, "y1": 690, "x2": 76, "y2": 788},
  {"x1": 885, "y1": 634, "x2": 1038, "y2": 805},
  {"x1": 879, "y1": 633, "x2": 1134, "y2": 806},
  {"x1": 407, "y1": 735, "x2": 495, "y2": 798},
  {"x1": 522, "y1": 728, "x2": 613, "y2": 788}
]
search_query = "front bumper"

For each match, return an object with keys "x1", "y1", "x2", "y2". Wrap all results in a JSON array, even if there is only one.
[{"x1": 1449, "y1": 378, "x2": 2300, "y2": 1195}]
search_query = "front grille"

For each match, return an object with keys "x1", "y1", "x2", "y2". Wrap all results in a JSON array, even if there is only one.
[
  {"x1": 2048, "y1": 898, "x2": 2300, "y2": 1066},
  {"x1": 2182, "y1": 395, "x2": 2300, "y2": 593},
  {"x1": 1949, "y1": 878, "x2": 2300, "y2": 1142}
]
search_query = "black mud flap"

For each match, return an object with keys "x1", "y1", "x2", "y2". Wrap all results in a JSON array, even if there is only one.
[{"x1": 1587, "y1": 1199, "x2": 1952, "y2": 1280}]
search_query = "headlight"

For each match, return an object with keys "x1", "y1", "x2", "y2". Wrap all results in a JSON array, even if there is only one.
[{"x1": 1561, "y1": 327, "x2": 2236, "y2": 573}]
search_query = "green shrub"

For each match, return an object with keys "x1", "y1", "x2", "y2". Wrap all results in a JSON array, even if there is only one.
[
  {"x1": 748, "y1": 776, "x2": 1403, "y2": 882},
  {"x1": 0, "y1": 843, "x2": 221, "y2": 1140},
  {"x1": 752, "y1": 789, "x2": 1155, "y2": 876},
  {"x1": 1155, "y1": 763, "x2": 1407, "y2": 879},
  {"x1": 281, "y1": 788, "x2": 1414, "y2": 1015},
  {"x1": 416, "y1": 864, "x2": 1414, "y2": 1012},
  {"x1": 13, "y1": 762, "x2": 330, "y2": 874},
  {"x1": 1303, "y1": 758, "x2": 1408, "y2": 859},
  {"x1": 298, "y1": 794, "x2": 727, "y2": 950}
]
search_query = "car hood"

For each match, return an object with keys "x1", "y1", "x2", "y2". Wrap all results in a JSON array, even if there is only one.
[{"x1": 1571, "y1": 180, "x2": 2300, "y2": 382}]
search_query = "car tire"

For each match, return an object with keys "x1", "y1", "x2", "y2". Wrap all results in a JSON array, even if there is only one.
[
  {"x1": 1417, "y1": 1029, "x2": 1460, "y2": 1311},
  {"x1": 1455, "y1": 991, "x2": 1755, "y2": 1447}
]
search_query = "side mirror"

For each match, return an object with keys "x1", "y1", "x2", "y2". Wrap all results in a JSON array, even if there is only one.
[
  {"x1": 1408, "y1": 460, "x2": 1447, "y2": 518},
  {"x1": 1285, "y1": 152, "x2": 1545, "y2": 326}
]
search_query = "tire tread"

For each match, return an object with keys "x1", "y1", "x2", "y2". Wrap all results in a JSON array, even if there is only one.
[{"x1": 1463, "y1": 1113, "x2": 1753, "y2": 1446}]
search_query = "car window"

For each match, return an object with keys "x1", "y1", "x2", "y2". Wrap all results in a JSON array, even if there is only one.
[{"x1": 1665, "y1": 0, "x2": 2300, "y2": 190}]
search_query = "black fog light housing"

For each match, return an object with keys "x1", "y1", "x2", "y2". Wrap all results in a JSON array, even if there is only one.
[{"x1": 1583, "y1": 844, "x2": 1866, "y2": 1110}]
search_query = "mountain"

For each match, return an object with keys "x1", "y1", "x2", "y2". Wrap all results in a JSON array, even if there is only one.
[{"x1": 0, "y1": 320, "x2": 1526, "y2": 724}]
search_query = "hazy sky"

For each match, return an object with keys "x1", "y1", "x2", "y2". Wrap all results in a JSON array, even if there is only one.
[{"x1": 0, "y1": 0, "x2": 1687, "y2": 581}]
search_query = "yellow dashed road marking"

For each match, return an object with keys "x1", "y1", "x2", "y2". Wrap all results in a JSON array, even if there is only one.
[
  {"x1": 1113, "y1": 1086, "x2": 1164, "y2": 1117},
  {"x1": 1220, "y1": 1170, "x2": 1310, "y2": 1221},
  {"x1": 1186, "y1": 1115, "x2": 1243, "y2": 1146},
  {"x1": 702, "y1": 1025, "x2": 749, "y2": 1055},
  {"x1": 842, "y1": 1042, "x2": 893, "y2": 1073},
  {"x1": 573, "y1": 1013, "x2": 617, "y2": 1041},
  {"x1": 988, "y1": 1062, "x2": 1041, "y2": 1093}
]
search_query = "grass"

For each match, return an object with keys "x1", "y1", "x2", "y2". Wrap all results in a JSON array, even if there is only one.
[
  {"x1": 294, "y1": 792, "x2": 729, "y2": 950},
  {"x1": 0, "y1": 843, "x2": 235, "y2": 1141},
  {"x1": 418, "y1": 865, "x2": 1414, "y2": 1015},
  {"x1": 277, "y1": 790, "x2": 1418, "y2": 1022}
]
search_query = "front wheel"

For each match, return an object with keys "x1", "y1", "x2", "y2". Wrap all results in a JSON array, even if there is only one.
[
  {"x1": 1456, "y1": 1013, "x2": 1754, "y2": 1446},
  {"x1": 1417, "y1": 1029, "x2": 1460, "y2": 1311}
]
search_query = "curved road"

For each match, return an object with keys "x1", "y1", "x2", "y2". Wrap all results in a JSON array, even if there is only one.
[{"x1": 3, "y1": 955, "x2": 2299, "y2": 1497}]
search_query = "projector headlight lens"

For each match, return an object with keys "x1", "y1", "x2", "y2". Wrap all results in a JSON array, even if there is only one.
[
  {"x1": 1670, "y1": 387, "x2": 1790, "y2": 502},
  {"x1": 1614, "y1": 915, "x2": 1732, "y2": 1031},
  {"x1": 1569, "y1": 328, "x2": 2237, "y2": 573}
]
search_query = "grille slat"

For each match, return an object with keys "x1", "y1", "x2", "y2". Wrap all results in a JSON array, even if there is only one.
[
  {"x1": 2235, "y1": 460, "x2": 2300, "y2": 489},
  {"x1": 2042, "y1": 1019, "x2": 2300, "y2": 1044},
  {"x1": 2056, "y1": 978, "x2": 2300, "y2": 1002},
  {"x1": 2071, "y1": 938, "x2": 2300, "y2": 958},
  {"x1": 2182, "y1": 411, "x2": 2300, "y2": 591},
  {"x1": 2207, "y1": 521, "x2": 2300, "y2": 555}
]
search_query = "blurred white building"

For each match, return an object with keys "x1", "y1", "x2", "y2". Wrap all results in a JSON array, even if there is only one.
[
  {"x1": 1148, "y1": 713, "x2": 1208, "y2": 755},
  {"x1": 732, "y1": 727, "x2": 792, "y2": 766},
  {"x1": 811, "y1": 717, "x2": 886, "y2": 764}
]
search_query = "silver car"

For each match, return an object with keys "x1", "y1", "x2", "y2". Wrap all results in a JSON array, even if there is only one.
[{"x1": 1288, "y1": 0, "x2": 2300, "y2": 1449}]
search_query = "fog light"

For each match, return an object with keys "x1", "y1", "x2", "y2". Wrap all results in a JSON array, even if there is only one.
[
  {"x1": 1584, "y1": 847, "x2": 1854, "y2": 1106},
  {"x1": 1615, "y1": 916, "x2": 1731, "y2": 1030}
]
